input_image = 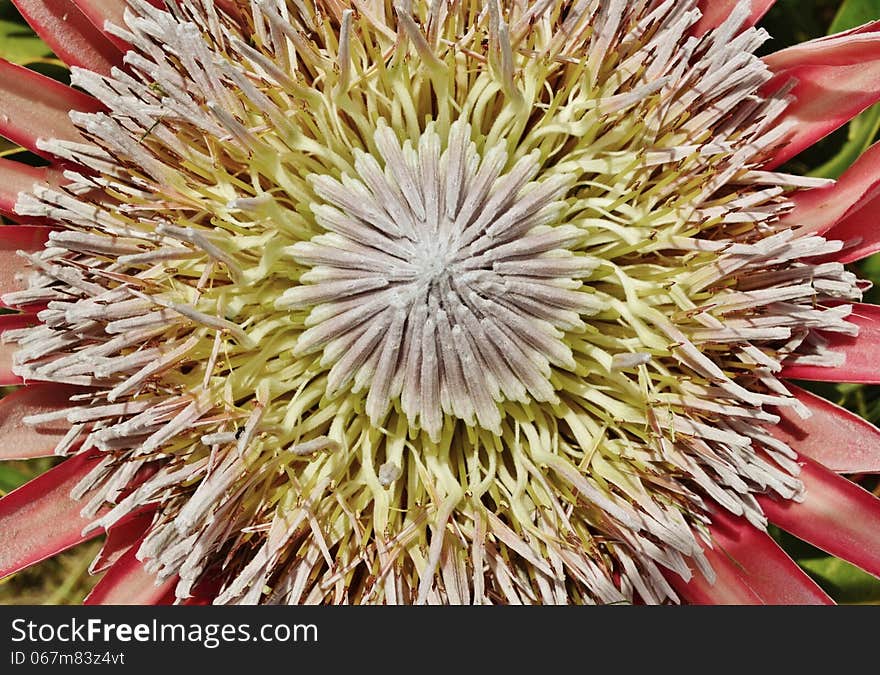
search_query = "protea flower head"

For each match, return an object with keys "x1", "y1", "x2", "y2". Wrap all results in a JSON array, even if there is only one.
[{"x1": 1, "y1": 0, "x2": 879, "y2": 605}]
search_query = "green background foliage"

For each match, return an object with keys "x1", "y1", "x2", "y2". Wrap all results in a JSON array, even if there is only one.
[{"x1": 0, "y1": 0, "x2": 878, "y2": 604}]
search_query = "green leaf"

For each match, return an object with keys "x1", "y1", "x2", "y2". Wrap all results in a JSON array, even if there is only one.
[
  {"x1": 809, "y1": 105, "x2": 880, "y2": 178},
  {"x1": 829, "y1": 0, "x2": 880, "y2": 33},
  {"x1": 0, "y1": 17, "x2": 51, "y2": 65},
  {"x1": 809, "y1": 0, "x2": 880, "y2": 179},
  {"x1": 0, "y1": 464, "x2": 29, "y2": 494},
  {"x1": 799, "y1": 556, "x2": 880, "y2": 604}
]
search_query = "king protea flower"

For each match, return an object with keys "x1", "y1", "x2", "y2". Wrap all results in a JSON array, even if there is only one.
[{"x1": 0, "y1": 0, "x2": 879, "y2": 606}]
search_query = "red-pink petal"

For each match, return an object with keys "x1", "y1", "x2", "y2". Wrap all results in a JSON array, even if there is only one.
[
  {"x1": 85, "y1": 545, "x2": 176, "y2": 605},
  {"x1": 215, "y1": 0, "x2": 241, "y2": 17},
  {"x1": 762, "y1": 22, "x2": 880, "y2": 169},
  {"x1": 771, "y1": 384, "x2": 880, "y2": 473},
  {"x1": 705, "y1": 508, "x2": 833, "y2": 604},
  {"x1": 0, "y1": 160, "x2": 64, "y2": 219},
  {"x1": 0, "y1": 384, "x2": 84, "y2": 460},
  {"x1": 0, "y1": 224, "x2": 54, "y2": 246},
  {"x1": 11, "y1": 0, "x2": 123, "y2": 76},
  {"x1": 0, "y1": 225, "x2": 53, "y2": 307},
  {"x1": 90, "y1": 508, "x2": 156, "y2": 574},
  {"x1": 181, "y1": 576, "x2": 223, "y2": 605},
  {"x1": 666, "y1": 507, "x2": 832, "y2": 605},
  {"x1": 782, "y1": 141, "x2": 880, "y2": 237},
  {"x1": 758, "y1": 454, "x2": 880, "y2": 579},
  {"x1": 821, "y1": 194, "x2": 880, "y2": 263},
  {"x1": 780, "y1": 303, "x2": 880, "y2": 383},
  {"x1": 691, "y1": 0, "x2": 776, "y2": 37},
  {"x1": 0, "y1": 451, "x2": 103, "y2": 578},
  {"x1": 0, "y1": 312, "x2": 39, "y2": 385},
  {"x1": 0, "y1": 58, "x2": 101, "y2": 158},
  {"x1": 665, "y1": 540, "x2": 765, "y2": 605},
  {"x1": 69, "y1": 0, "x2": 131, "y2": 51}
]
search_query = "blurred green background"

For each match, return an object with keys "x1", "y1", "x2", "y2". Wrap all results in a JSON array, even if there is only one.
[{"x1": 0, "y1": 0, "x2": 879, "y2": 604}]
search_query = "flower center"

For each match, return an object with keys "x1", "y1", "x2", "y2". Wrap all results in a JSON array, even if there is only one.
[
  {"x1": 2, "y1": 0, "x2": 868, "y2": 606},
  {"x1": 283, "y1": 120, "x2": 599, "y2": 439}
]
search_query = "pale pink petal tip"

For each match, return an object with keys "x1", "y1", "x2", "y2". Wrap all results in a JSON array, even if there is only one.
[{"x1": 762, "y1": 22, "x2": 880, "y2": 169}]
